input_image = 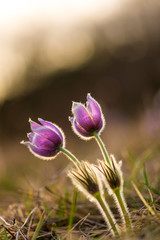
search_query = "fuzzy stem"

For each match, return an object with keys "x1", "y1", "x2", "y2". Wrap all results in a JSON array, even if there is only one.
[
  {"x1": 94, "y1": 192, "x2": 120, "y2": 237},
  {"x1": 58, "y1": 146, "x2": 81, "y2": 166},
  {"x1": 93, "y1": 131, "x2": 111, "y2": 166},
  {"x1": 114, "y1": 187, "x2": 132, "y2": 231}
]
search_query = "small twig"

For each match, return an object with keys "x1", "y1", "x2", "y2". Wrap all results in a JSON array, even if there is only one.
[
  {"x1": 0, "y1": 216, "x2": 14, "y2": 227},
  {"x1": 70, "y1": 213, "x2": 90, "y2": 233},
  {"x1": 21, "y1": 207, "x2": 37, "y2": 230},
  {"x1": 16, "y1": 229, "x2": 28, "y2": 240},
  {"x1": 36, "y1": 232, "x2": 53, "y2": 239},
  {"x1": 62, "y1": 213, "x2": 90, "y2": 240},
  {"x1": 3, "y1": 226, "x2": 15, "y2": 238},
  {"x1": 98, "y1": 231, "x2": 111, "y2": 240},
  {"x1": 27, "y1": 215, "x2": 34, "y2": 239},
  {"x1": 78, "y1": 213, "x2": 91, "y2": 238},
  {"x1": 147, "y1": 188, "x2": 157, "y2": 213},
  {"x1": 0, "y1": 208, "x2": 37, "y2": 240},
  {"x1": 78, "y1": 213, "x2": 90, "y2": 229},
  {"x1": 15, "y1": 207, "x2": 37, "y2": 240}
]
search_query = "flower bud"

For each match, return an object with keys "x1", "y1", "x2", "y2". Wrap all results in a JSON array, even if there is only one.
[
  {"x1": 68, "y1": 161, "x2": 99, "y2": 199},
  {"x1": 69, "y1": 93, "x2": 105, "y2": 140},
  {"x1": 98, "y1": 155, "x2": 122, "y2": 191},
  {"x1": 21, "y1": 118, "x2": 65, "y2": 160}
]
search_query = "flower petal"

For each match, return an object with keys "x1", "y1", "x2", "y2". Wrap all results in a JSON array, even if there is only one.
[
  {"x1": 38, "y1": 118, "x2": 64, "y2": 141},
  {"x1": 73, "y1": 120, "x2": 92, "y2": 137},
  {"x1": 69, "y1": 116, "x2": 73, "y2": 123},
  {"x1": 23, "y1": 141, "x2": 59, "y2": 158},
  {"x1": 87, "y1": 93, "x2": 103, "y2": 127},
  {"x1": 72, "y1": 102, "x2": 95, "y2": 131},
  {"x1": 96, "y1": 117, "x2": 103, "y2": 130},
  {"x1": 29, "y1": 119, "x2": 62, "y2": 145},
  {"x1": 27, "y1": 132, "x2": 56, "y2": 149}
]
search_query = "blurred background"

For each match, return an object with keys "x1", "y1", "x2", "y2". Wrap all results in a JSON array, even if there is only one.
[{"x1": 0, "y1": 0, "x2": 160, "y2": 204}]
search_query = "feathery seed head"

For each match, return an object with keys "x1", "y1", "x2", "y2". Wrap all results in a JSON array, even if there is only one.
[
  {"x1": 98, "y1": 155, "x2": 122, "y2": 190},
  {"x1": 68, "y1": 161, "x2": 99, "y2": 196}
]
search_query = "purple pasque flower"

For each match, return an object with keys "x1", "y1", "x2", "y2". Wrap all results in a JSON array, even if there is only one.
[
  {"x1": 21, "y1": 118, "x2": 65, "y2": 160},
  {"x1": 69, "y1": 93, "x2": 105, "y2": 139}
]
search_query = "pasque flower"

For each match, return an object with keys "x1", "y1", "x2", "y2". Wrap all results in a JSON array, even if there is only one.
[
  {"x1": 69, "y1": 93, "x2": 111, "y2": 166},
  {"x1": 21, "y1": 118, "x2": 80, "y2": 165},
  {"x1": 98, "y1": 155, "x2": 132, "y2": 231},
  {"x1": 21, "y1": 118, "x2": 65, "y2": 160},
  {"x1": 69, "y1": 93, "x2": 105, "y2": 140}
]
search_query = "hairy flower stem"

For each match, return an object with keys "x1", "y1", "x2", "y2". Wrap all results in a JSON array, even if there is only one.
[
  {"x1": 94, "y1": 192, "x2": 120, "y2": 237},
  {"x1": 58, "y1": 146, "x2": 81, "y2": 166},
  {"x1": 93, "y1": 131, "x2": 111, "y2": 166},
  {"x1": 113, "y1": 188, "x2": 132, "y2": 231},
  {"x1": 93, "y1": 132, "x2": 132, "y2": 231}
]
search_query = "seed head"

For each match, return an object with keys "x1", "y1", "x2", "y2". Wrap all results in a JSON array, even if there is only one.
[
  {"x1": 68, "y1": 161, "x2": 99, "y2": 197},
  {"x1": 98, "y1": 155, "x2": 122, "y2": 190}
]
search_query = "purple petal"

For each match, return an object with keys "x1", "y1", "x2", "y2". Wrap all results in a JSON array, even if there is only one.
[
  {"x1": 29, "y1": 119, "x2": 41, "y2": 130},
  {"x1": 72, "y1": 102, "x2": 95, "y2": 131},
  {"x1": 27, "y1": 132, "x2": 56, "y2": 149},
  {"x1": 69, "y1": 117, "x2": 73, "y2": 123},
  {"x1": 96, "y1": 117, "x2": 103, "y2": 130},
  {"x1": 38, "y1": 118, "x2": 64, "y2": 141},
  {"x1": 29, "y1": 119, "x2": 62, "y2": 145},
  {"x1": 73, "y1": 120, "x2": 91, "y2": 137},
  {"x1": 23, "y1": 142, "x2": 59, "y2": 158},
  {"x1": 87, "y1": 93, "x2": 103, "y2": 127},
  {"x1": 27, "y1": 132, "x2": 34, "y2": 142}
]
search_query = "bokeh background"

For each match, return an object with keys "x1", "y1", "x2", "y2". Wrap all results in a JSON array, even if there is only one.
[{"x1": 0, "y1": 0, "x2": 160, "y2": 205}]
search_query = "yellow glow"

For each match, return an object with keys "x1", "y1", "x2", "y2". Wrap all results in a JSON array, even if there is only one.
[
  {"x1": 0, "y1": 0, "x2": 122, "y2": 28},
  {"x1": 0, "y1": 0, "x2": 125, "y2": 103}
]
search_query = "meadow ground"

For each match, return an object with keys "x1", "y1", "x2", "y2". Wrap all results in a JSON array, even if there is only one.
[{"x1": 0, "y1": 134, "x2": 160, "y2": 240}]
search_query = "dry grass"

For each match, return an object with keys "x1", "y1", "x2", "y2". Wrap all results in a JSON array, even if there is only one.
[
  {"x1": 0, "y1": 179, "x2": 160, "y2": 240},
  {"x1": 0, "y1": 139, "x2": 160, "y2": 239}
]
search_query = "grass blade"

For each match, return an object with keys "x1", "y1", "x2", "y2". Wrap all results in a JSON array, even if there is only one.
[
  {"x1": 67, "y1": 189, "x2": 77, "y2": 232},
  {"x1": 31, "y1": 211, "x2": 45, "y2": 240},
  {"x1": 4, "y1": 229, "x2": 9, "y2": 240},
  {"x1": 143, "y1": 164, "x2": 149, "y2": 187},
  {"x1": 131, "y1": 149, "x2": 152, "y2": 179},
  {"x1": 58, "y1": 197, "x2": 64, "y2": 219},
  {"x1": 132, "y1": 181, "x2": 155, "y2": 215},
  {"x1": 143, "y1": 164, "x2": 160, "y2": 196}
]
